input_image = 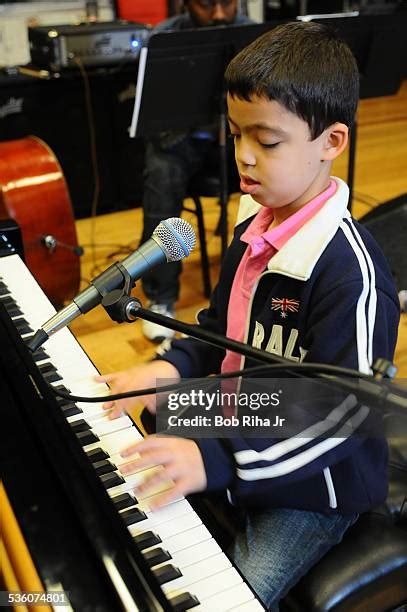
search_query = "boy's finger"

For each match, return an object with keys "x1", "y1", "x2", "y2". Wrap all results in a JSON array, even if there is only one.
[
  {"x1": 120, "y1": 435, "x2": 172, "y2": 456},
  {"x1": 148, "y1": 484, "x2": 183, "y2": 511},
  {"x1": 120, "y1": 449, "x2": 172, "y2": 474},
  {"x1": 95, "y1": 374, "x2": 114, "y2": 383},
  {"x1": 135, "y1": 468, "x2": 173, "y2": 496},
  {"x1": 108, "y1": 404, "x2": 124, "y2": 419}
]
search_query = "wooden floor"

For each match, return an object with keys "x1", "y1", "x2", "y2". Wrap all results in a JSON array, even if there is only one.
[{"x1": 70, "y1": 80, "x2": 407, "y2": 383}]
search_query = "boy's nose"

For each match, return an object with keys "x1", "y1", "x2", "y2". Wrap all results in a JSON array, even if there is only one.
[{"x1": 235, "y1": 139, "x2": 256, "y2": 167}]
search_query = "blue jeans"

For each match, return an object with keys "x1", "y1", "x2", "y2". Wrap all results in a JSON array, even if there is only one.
[
  {"x1": 141, "y1": 135, "x2": 217, "y2": 305},
  {"x1": 230, "y1": 507, "x2": 357, "y2": 611}
]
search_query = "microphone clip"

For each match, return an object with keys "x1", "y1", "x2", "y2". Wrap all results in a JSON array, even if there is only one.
[{"x1": 101, "y1": 264, "x2": 141, "y2": 324}]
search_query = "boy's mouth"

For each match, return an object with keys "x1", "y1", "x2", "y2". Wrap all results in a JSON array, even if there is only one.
[{"x1": 240, "y1": 174, "x2": 260, "y2": 194}]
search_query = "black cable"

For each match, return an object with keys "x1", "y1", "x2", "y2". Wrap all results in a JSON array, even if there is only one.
[
  {"x1": 73, "y1": 56, "x2": 100, "y2": 272},
  {"x1": 48, "y1": 362, "x2": 283, "y2": 403},
  {"x1": 47, "y1": 360, "x2": 392, "y2": 405}
]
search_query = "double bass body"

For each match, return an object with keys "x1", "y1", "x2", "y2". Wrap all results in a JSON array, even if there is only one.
[{"x1": 0, "y1": 136, "x2": 80, "y2": 305}]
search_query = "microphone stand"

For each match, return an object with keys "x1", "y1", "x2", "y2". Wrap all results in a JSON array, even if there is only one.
[{"x1": 100, "y1": 287, "x2": 407, "y2": 413}]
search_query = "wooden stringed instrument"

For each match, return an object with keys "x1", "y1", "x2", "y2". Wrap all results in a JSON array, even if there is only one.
[{"x1": 0, "y1": 136, "x2": 80, "y2": 305}]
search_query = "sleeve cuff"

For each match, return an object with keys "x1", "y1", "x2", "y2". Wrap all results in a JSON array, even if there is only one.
[{"x1": 195, "y1": 438, "x2": 235, "y2": 492}]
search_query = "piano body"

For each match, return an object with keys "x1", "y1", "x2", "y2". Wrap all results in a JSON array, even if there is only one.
[{"x1": 0, "y1": 254, "x2": 264, "y2": 612}]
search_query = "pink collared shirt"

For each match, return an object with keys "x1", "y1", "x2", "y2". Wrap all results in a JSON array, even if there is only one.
[{"x1": 221, "y1": 179, "x2": 337, "y2": 373}]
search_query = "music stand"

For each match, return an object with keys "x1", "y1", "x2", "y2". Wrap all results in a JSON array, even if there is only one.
[{"x1": 129, "y1": 22, "x2": 281, "y2": 256}]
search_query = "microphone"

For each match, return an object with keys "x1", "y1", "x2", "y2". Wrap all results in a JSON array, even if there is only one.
[{"x1": 27, "y1": 217, "x2": 195, "y2": 352}]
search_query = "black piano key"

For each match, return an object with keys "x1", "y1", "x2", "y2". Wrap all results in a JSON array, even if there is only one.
[
  {"x1": 37, "y1": 362, "x2": 58, "y2": 375},
  {"x1": 42, "y1": 370, "x2": 63, "y2": 383},
  {"x1": 31, "y1": 348, "x2": 50, "y2": 363},
  {"x1": 0, "y1": 294, "x2": 15, "y2": 306},
  {"x1": 70, "y1": 418, "x2": 91, "y2": 434},
  {"x1": 169, "y1": 592, "x2": 200, "y2": 612},
  {"x1": 13, "y1": 317, "x2": 33, "y2": 335},
  {"x1": 5, "y1": 305, "x2": 23, "y2": 317},
  {"x1": 133, "y1": 531, "x2": 162, "y2": 551},
  {"x1": 36, "y1": 362, "x2": 58, "y2": 374},
  {"x1": 53, "y1": 384, "x2": 72, "y2": 402},
  {"x1": 37, "y1": 362, "x2": 62, "y2": 383},
  {"x1": 0, "y1": 282, "x2": 10, "y2": 296},
  {"x1": 93, "y1": 459, "x2": 117, "y2": 476},
  {"x1": 76, "y1": 429, "x2": 99, "y2": 446},
  {"x1": 1, "y1": 301, "x2": 24, "y2": 318},
  {"x1": 86, "y1": 447, "x2": 109, "y2": 463},
  {"x1": 13, "y1": 315, "x2": 28, "y2": 326},
  {"x1": 100, "y1": 472, "x2": 125, "y2": 490},
  {"x1": 61, "y1": 402, "x2": 82, "y2": 418},
  {"x1": 112, "y1": 492, "x2": 137, "y2": 511},
  {"x1": 119, "y1": 507, "x2": 147, "y2": 526},
  {"x1": 143, "y1": 547, "x2": 172, "y2": 568},
  {"x1": 153, "y1": 564, "x2": 182, "y2": 586}
]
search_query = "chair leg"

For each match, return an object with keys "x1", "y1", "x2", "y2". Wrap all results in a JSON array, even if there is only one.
[
  {"x1": 213, "y1": 199, "x2": 228, "y2": 260},
  {"x1": 192, "y1": 196, "x2": 212, "y2": 298}
]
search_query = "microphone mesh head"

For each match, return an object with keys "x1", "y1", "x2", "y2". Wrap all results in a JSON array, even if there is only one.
[{"x1": 153, "y1": 218, "x2": 196, "y2": 262}]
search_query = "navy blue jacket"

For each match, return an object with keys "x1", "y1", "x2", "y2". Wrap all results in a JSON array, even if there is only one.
[{"x1": 159, "y1": 178, "x2": 400, "y2": 514}]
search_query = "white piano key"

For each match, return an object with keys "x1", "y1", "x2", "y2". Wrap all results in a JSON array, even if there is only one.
[
  {"x1": 165, "y1": 566, "x2": 243, "y2": 601},
  {"x1": 188, "y1": 582, "x2": 257, "y2": 611},
  {"x1": 155, "y1": 523, "x2": 213, "y2": 555},
  {"x1": 129, "y1": 509, "x2": 202, "y2": 541},
  {"x1": 160, "y1": 552, "x2": 231, "y2": 593},
  {"x1": 138, "y1": 499, "x2": 193, "y2": 526},
  {"x1": 233, "y1": 599, "x2": 265, "y2": 611},
  {"x1": 106, "y1": 465, "x2": 165, "y2": 495},
  {"x1": 146, "y1": 537, "x2": 221, "y2": 570},
  {"x1": 91, "y1": 415, "x2": 133, "y2": 437},
  {"x1": 67, "y1": 406, "x2": 110, "y2": 423},
  {"x1": 84, "y1": 426, "x2": 142, "y2": 455}
]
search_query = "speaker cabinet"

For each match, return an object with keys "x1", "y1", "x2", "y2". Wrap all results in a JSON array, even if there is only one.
[
  {"x1": 359, "y1": 194, "x2": 407, "y2": 291},
  {"x1": 0, "y1": 71, "x2": 145, "y2": 218}
]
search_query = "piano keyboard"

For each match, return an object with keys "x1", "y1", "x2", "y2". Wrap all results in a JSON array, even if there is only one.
[{"x1": 0, "y1": 254, "x2": 264, "y2": 612}]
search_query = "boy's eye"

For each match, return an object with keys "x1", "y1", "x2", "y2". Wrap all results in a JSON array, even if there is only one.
[{"x1": 259, "y1": 142, "x2": 280, "y2": 149}]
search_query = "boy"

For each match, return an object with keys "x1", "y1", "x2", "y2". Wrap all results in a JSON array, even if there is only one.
[{"x1": 98, "y1": 22, "x2": 400, "y2": 609}]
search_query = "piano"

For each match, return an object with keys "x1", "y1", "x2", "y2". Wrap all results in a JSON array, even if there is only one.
[{"x1": 0, "y1": 254, "x2": 264, "y2": 612}]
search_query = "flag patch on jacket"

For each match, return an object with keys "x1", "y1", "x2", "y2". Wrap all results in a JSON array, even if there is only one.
[{"x1": 271, "y1": 297, "x2": 300, "y2": 317}]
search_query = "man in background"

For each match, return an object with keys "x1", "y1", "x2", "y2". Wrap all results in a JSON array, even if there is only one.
[{"x1": 141, "y1": 0, "x2": 252, "y2": 343}]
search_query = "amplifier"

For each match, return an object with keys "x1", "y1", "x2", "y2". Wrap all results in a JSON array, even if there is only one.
[{"x1": 28, "y1": 21, "x2": 151, "y2": 71}]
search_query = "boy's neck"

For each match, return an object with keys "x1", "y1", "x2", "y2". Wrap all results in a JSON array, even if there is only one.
[{"x1": 269, "y1": 171, "x2": 333, "y2": 228}]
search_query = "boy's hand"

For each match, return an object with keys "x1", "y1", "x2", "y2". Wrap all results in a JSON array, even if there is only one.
[
  {"x1": 120, "y1": 435, "x2": 207, "y2": 510},
  {"x1": 96, "y1": 360, "x2": 180, "y2": 419}
]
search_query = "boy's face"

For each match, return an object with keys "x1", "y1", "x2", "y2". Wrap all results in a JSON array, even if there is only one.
[{"x1": 227, "y1": 93, "x2": 336, "y2": 214}]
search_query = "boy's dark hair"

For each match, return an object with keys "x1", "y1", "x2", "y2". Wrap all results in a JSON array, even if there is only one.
[{"x1": 224, "y1": 21, "x2": 359, "y2": 139}]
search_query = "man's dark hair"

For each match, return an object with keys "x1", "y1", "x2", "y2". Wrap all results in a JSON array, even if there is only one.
[{"x1": 224, "y1": 21, "x2": 359, "y2": 139}]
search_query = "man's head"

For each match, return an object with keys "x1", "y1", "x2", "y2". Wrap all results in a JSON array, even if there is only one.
[
  {"x1": 224, "y1": 22, "x2": 360, "y2": 213},
  {"x1": 185, "y1": 0, "x2": 238, "y2": 27}
]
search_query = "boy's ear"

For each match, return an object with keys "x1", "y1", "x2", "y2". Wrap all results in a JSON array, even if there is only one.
[{"x1": 321, "y1": 122, "x2": 349, "y2": 161}]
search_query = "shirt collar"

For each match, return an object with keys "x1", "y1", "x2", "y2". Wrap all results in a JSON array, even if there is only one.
[{"x1": 241, "y1": 179, "x2": 337, "y2": 252}]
